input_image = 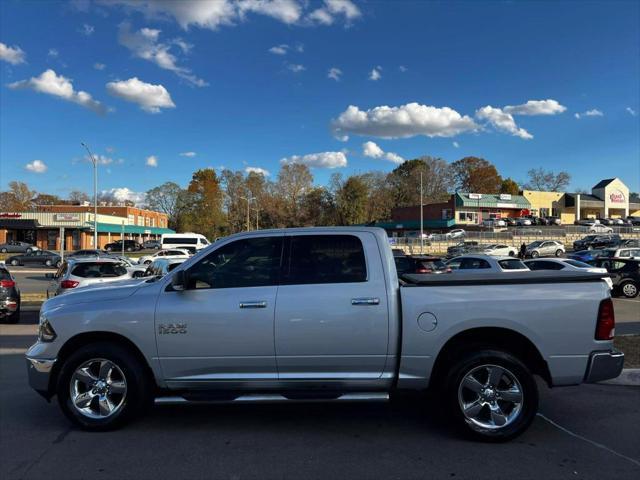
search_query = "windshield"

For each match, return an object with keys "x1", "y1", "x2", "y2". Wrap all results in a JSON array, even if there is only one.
[{"x1": 528, "y1": 241, "x2": 542, "y2": 248}]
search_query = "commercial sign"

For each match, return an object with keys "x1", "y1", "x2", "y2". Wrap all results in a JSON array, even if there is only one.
[
  {"x1": 499, "y1": 194, "x2": 512, "y2": 200},
  {"x1": 609, "y1": 190, "x2": 625, "y2": 204},
  {"x1": 468, "y1": 193, "x2": 482, "y2": 200},
  {"x1": 0, "y1": 213, "x2": 22, "y2": 218},
  {"x1": 54, "y1": 213, "x2": 80, "y2": 222},
  {"x1": 496, "y1": 203, "x2": 519, "y2": 209}
]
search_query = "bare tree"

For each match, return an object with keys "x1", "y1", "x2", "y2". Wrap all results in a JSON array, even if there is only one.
[{"x1": 524, "y1": 168, "x2": 571, "y2": 191}]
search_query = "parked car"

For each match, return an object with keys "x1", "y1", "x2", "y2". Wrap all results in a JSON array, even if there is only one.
[
  {"x1": 589, "y1": 224, "x2": 614, "y2": 234},
  {"x1": 104, "y1": 240, "x2": 142, "y2": 252},
  {"x1": 481, "y1": 244, "x2": 517, "y2": 257},
  {"x1": 6, "y1": 250, "x2": 62, "y2": 268},
  {"x1": 68, "y1": 249, "x2": 107, "y2": 257},
  {"x1": 405, "y1": 230, "x2": 433, "y2": 240},
  {"x1": 391, "y1": 248, "x2": 405, "y2": 257},
  {"x1": 142, "y1": 240, "x2": 161, "y2": 249},
  {"x1": 575, "y1": 219, "x2": 599, "y2": 227},
  {"x1": 160, "y1": 233, "x2": 210, "y2": 253},
  {"x1": 394, "y1": 255, "x2": 451, "y2": 276},
  {"x1": 0, "y1": 265, "x2": 20, "y2": 323},
  {"x1": 620, "y1": 239, "x2": 640, "y2": 248},
  {"x1": 573, "y1": 234, "x2": 621, "y2": 251},
  {"x1": 446, "y1": 254, "x2": 529, "y2": 272},
  {"x1": 545, "y1": 216, "x2": 562, "y2": 225},
  {"x1": 27, "y1": 227, "x2": 621, "y2": 440},
  {"x1": 515, "y1": 217, "x2": 532, "y2": 226},
  {"x1": 445, "y1": 241, "x2": 480, "y2": 259},
  {"x1": 143, "y1": 258, "x2": 187, "y2": 278},
  {"x1": 525, "y1": 240, "x2": 565, "y2": 258},
  {"x1": 482, "y1": 219, "x2": 506, "y2": 228},
  {"x1": 137, "y1": 248, "x2": 191, "y2": 266},
  {"x1": 46, "y1": 257, "x2": 137, "y2": 296},
  {"x1": 598, "y1": 247, "x2": 640, "y2": 260},
  {"x1": 566, "y1": 249, "x2": 606, "y2": 263},
  {"x1": 503, "y1": 217, "x2": 517, "y2": 226},
  {"x1": 0, "y1": 241, "x2": 39, "y2": 254},
  {"x1": 445, "y1": 228, "x2": 466, "y2": 239},
  {"x1": 524, "y1": 258, "x2": 612, "y2": 289},
  {"x1": 591, "y1": 258, "x2": 639, "y2": 298}
]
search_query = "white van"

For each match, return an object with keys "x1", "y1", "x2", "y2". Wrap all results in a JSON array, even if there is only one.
[{"x1": 160, "y1": 233, "x2": 210, "y2": 253}]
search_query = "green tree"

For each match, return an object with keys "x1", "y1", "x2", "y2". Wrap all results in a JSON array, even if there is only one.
[
  {"x1": 500, "y1": 177, "x2": 520, "y2": 195},
  {"x1": 145, "y1": 182, "x2": 185, "y2": 230},
  {"x1": 450, "y1": 157, "x2": 502, "y2": 193},
  {"x1": 386, "y1": 157, "x2": 452, "y2": 207},
  {"x1": 182, "y1": 169, "x2": 226, "y2": 239},
  {"x1": 335, "y1": 176, "x2": 369, "y2": 225}
]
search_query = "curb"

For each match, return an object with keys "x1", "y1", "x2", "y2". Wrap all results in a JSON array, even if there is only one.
[{"x1": 600, "y1": 369, "x2": 640, "y2": 386}]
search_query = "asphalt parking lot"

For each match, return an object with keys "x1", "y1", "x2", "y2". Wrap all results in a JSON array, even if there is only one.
[{"x1": 1, "y1": 327, "x2": 639, "y2": 480}]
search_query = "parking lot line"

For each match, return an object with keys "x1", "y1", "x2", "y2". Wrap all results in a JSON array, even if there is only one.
[{"x1": 537, "y1": 413, "x2": 640, "y2": 468}]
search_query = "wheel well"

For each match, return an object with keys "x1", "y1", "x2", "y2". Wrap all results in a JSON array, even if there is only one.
[
  {"x1": 50, "y1": 331, "x2": 156, "y2": 396},
  {"x1": 430, "y1": 327, "x2": 552, "y2": 389}
]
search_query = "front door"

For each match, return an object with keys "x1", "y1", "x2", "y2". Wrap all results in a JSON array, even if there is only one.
[
  {"x1": 274, "y1": 233, "x2": 389, "y2": 382},
  {"x1": 155, "y1": 234, "x2": 284, "y2": 387}
]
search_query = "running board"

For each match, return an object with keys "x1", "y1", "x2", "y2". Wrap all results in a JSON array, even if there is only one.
[{"x1": 155, "y1": 392, "x2": 389, "y2": 405}]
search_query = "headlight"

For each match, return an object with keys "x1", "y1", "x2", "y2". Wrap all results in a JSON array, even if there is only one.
[{"x1": 38, "y1": 314, "x2": 57, "y2": 342}]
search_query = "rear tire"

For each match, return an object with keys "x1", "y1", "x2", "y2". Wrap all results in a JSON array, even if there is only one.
[
  {"x1": 0, "y1": 248, "x2": 7, "y2": 253},
  {"x1": 45, "y1": 260, "x2": 52, "y2": 266},
  {"x1": 555, "y1": 249, "x2": 563, "y2": 257},
  {"x1": 620, "y1": 281, "x2": 638, "y2": 298},
  {"x1": 26, "y1": 248, "x2": 33, "y2": 254},
  {"x1": 530, "y1": 251, "x2": 539, "y2": 258},
  {"x1": 10, "y1": 259, "x2": 19, "y2": 266},
  {"x1": 444, "y1": 349, "x2": 538, "y2": 442},
  {"x1": 56, "y1": 342, "x2": 153, "y2": 431}
]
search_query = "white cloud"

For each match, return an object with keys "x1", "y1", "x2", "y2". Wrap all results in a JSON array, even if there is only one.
[
  {"x1": 146, "y1": 155, "x2": 158, "y2": 167},
  {"x1": 101, "y1": 187, "x2": 146, "y2": 205},
  {"x1": 452, "y1": 141, "x2": 460, "y2": 148},
  {"x1": 9, "y1": 69, "x2": 106, "y2": 114},
  {"x1": 399, "y1": 65, "x2": 408, "y2": 72},
  {"x1": 280, "y1": 151, "x2": 347, "y2": 168},
  {"x1": 0, "y1": 42, "x2": 26, "y2": 64},
  {"x1": 118, "y1": 22, "x2": 207, "y2": 87},
  {"x1": 84, "y1": 154, "x2": 115, "y2": 165},
  {"x1": 179, "y1": 151, "x2": 197, "y2": 157},
  {"x1": 332, "y1": 103, "x2": 478, "y2": 139},
  {"x1": 503, "y1": 99, "x2": 566, "y2": 116},
  {"x1": 106, "y1": 77, "x2": 175, "y2": 113},
  {"x1": 25, "y1": 160, "x2": 47, "y2": 173},
  {"x1": 575, "y1": 108, "x2": 604, "y2": 119},
  {"x1": 48, "y1": 48, "x2": 59, "y2": 58},
  {"x1": 627, "y1": 107, "x2": 638, "y2": 116},
  {"x1": 94, "y1": 62, "x2": 106, "y2": 70},
  {"x1": 269, "y1": 44, "x2": 289, "y2": 55},
  {"x1": 475, "y1": 105, "x2": 533, "y2": 140},
  {"x1": 80, "y1": 23, "x2": 95, "y2": 36},
  {"x1": 245, "y1": 166, "x2": 270, "y2": 176},
  {"x1": 287, "y1": 63, "x2": 305, "y2": 73},
  {"x1": 362, "y1": 141, "x2": 404, "y2": 165},
  {"x1": 328, "y1": 67, "x2": 342, "y2": 81},
  {"x1": 308, "y1": 0, "x2": 361, "y2": 25},
  {"x1": 369, "y1": 66, "x2": 382, "y2": 81}
]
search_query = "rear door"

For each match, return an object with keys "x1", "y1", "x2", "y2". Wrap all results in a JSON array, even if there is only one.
[{"x1": 274, "y1": 232, "x2": 389, "y2": 381}]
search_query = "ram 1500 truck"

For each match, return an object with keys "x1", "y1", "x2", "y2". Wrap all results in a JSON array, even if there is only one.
[{"x1": 26, "y1": 227, "x2": 624, "y2": 441}]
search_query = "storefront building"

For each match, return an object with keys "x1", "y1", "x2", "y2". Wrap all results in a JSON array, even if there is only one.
[
  {"x1": 0, "y1": 207, "x2": 173, "y2": 250},
  {"x1": 453, "y1": 193, "x2": 531, "y2": 224}
]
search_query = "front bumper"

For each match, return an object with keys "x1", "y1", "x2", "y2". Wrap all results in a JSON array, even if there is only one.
[
  {"x1": 26, "y1": 356, "x2": 56, "y2": 399},
  {"x1": 584, "y1": 350, "x2": 625, "y2": 383}
]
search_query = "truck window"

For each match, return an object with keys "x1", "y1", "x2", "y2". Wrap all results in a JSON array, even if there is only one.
[
  {"x1": 187, "y1": 237, "x2": 283, "y2": 289},
  {"x1": 282, "y1": 235, "x2": 366, "y2": 285}
]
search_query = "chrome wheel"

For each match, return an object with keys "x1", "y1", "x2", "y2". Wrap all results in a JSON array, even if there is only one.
[
  {"x1": 70, "y1": 358, "x2": 127, "y2": 419},
  {"x1": 457, "y1": 364, "x2": 523, "y2": 431},
  {"x1": 622, "y1": 283, "x2": 638, "y2": 298}
]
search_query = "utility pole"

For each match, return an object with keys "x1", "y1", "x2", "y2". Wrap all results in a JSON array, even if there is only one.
[
  {"x1": 253, "y1": 207, "x2": 260, "y2": 230},
  {"x1": 81, "y1": 142, "x2": 98, "y2": 248},
  {"x1": 420, "y1": 170, "x2": 424, "y2": 254},
  {"x1": 240, "y1": 196, "x2": 255, "y2": 231}
]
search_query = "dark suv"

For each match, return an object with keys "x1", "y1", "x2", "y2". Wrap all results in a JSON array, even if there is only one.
[
  {"x1": 573, "y1": 234, "x2": 621, "y2": 251},
  {"x1": 0, "y1": 266, "x2": 20, "y2": 323},
  {"x1": 104, "y1": 240, "x2": 142, "y2": 252},
  {"x1": 395, "y1": 255, "x2": 451, "y2": 276},
  {"x1": 591, "y1": 258, "x2": 639, "y2": 298}
]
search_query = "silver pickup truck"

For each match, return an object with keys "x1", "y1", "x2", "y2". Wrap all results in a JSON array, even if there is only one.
[{"x1": 26, "y1": 227, "x2": 624, "y2": 441}]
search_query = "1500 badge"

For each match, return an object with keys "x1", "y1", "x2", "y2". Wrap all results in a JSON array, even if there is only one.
[{"x1": 158, "y1": 323, "x2": 187, "y2": 334}]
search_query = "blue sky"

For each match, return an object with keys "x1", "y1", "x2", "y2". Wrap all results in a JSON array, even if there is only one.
[{"x1": 1, "y1": 0, "x2": 639, "y2": 204}]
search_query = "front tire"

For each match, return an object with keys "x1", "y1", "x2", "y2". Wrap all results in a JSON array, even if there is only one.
[
  {"x1": 620, "y1": 281, "x2": 638, "y2": 298},
  {"x1": 530, "y1": 251, "x2": 539, "y2": 258},
  {"x1": 0, "y1": 248, "x2": 7, "y2": 253},
  {"x1": 45, "y1": 259, "x2": 52, "y2": 266},
  {"x1": 445, "y1": 349, "x2": 538, "y2": 442},
  {"x1": 56, "y1": 342, "x2": 153, "y2": 431},
  {"x1": 555, "y1": 249, "x2": 563, "y2": 257},
  {"x1": 10, "y1": 259, "x2": 19, "y2": 266}
]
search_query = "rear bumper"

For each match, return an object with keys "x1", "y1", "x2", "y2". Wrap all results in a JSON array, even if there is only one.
[
  {"x1": 0, "y1": 298, "x2": 19, "y2": 317},
  {"x1": 584, "y1": 350, "x2": 625, "y2": 383}
]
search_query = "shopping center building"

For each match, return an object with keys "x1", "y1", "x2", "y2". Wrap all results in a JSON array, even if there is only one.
[
  {"x1": 374, "y1": 177, "x2": 639, "y2": 233},
  {"x1": 0, "y1": 205, "x2": 173, "y2": 250}
]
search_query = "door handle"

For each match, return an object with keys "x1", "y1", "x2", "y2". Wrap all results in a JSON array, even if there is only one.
[
  {"x1": 239, "y1": 301, "x2": 267, "y2": 309},
  {"x1": 351, "y1": 297, "x2": 380, "y2": 306}
]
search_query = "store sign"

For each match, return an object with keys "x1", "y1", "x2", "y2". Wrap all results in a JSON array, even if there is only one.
[
  {"x1": 609, "y1": 190, "x2": 625, "y2": 204},
  {"x1": 54, "y1": 213, "x2": 80, "y2": 221},
  {"x1": 0, "y1": 213, "x2": 22, "y2": 218},
  {"x1": 497, "y1": 203, "x2": 518, "y2": 209},
  {"x1": 468, "y1": 193, "x2": 482, "y2": 200},
  {"x1": 499, "y1": 194, "x2": 512, "y2": 200}
]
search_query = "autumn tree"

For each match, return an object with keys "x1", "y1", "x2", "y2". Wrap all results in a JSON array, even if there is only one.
[
  {"x1": 181, "y1": 169, "x2": 226, "y2": 239},
  {"x1": 275, "y1": 163, "x2": 313, "y2": 227},
  {"x1": 450, "y1": 157, "x2": 502, "y2": 193},
  {"x1": 386, "y1": 157, "x2": 452, "y2": 207},
  {"x1": 500, "y1": 177, "x2": 520, "y2": 195},
  {"x1": 32, "y1": 193, "x2": 61, "y2": 205},
  {"x1": 335, "y1": 176, "x2": 369, "y2": 225},
  {"x1": 0, "y1": 181, "x2": 35, "y2": 210},
  {"x1": 524, "y1": 168, "x2": 571, "y2": 191},
  {"x1": 67, "y1": 190, "x2": 90, "y2": 204}
]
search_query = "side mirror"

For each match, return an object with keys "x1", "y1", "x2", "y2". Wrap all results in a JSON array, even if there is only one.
[
  {"x1": 171, "y1": 270, "x2": 187, "y2": 291},
  {"x1": 45, "y1": 273, "x2": 54, "y2": 279}
]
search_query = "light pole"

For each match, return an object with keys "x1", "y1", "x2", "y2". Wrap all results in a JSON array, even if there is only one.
[
  {"x1": 240, "y1": 196, "x2": 255, "y2": 231},
  {"x1": 81, "y1": 142, "x2": 98, "y2": 248},
  {"x1": 252, "y1": 206, "x2": 260, "y2": 230},
  {"x1": 419, "y1": 170, "x2": 424, "y2": 254}
]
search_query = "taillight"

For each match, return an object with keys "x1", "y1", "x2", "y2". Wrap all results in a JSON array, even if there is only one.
[
  {"x1": 60, "y1": 280, "x2": 79, "y2": 289},
  {"x1": 416, "y1": 268, "x2": 432, "y2": 274},
  {"x1": 0, "y1": 280, "x2": 15, "y2": 288},
  {"x1": 595, "y1": 298, "x2": 615, "y2": 340}
]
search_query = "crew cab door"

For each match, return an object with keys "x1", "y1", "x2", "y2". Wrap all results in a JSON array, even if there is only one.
[
  {"x1": 274, "y1": 232, "x2": 389, "y2": 381},
  {"x1": 155, "y1": 234, "x2": 283, "y2": 386}
]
